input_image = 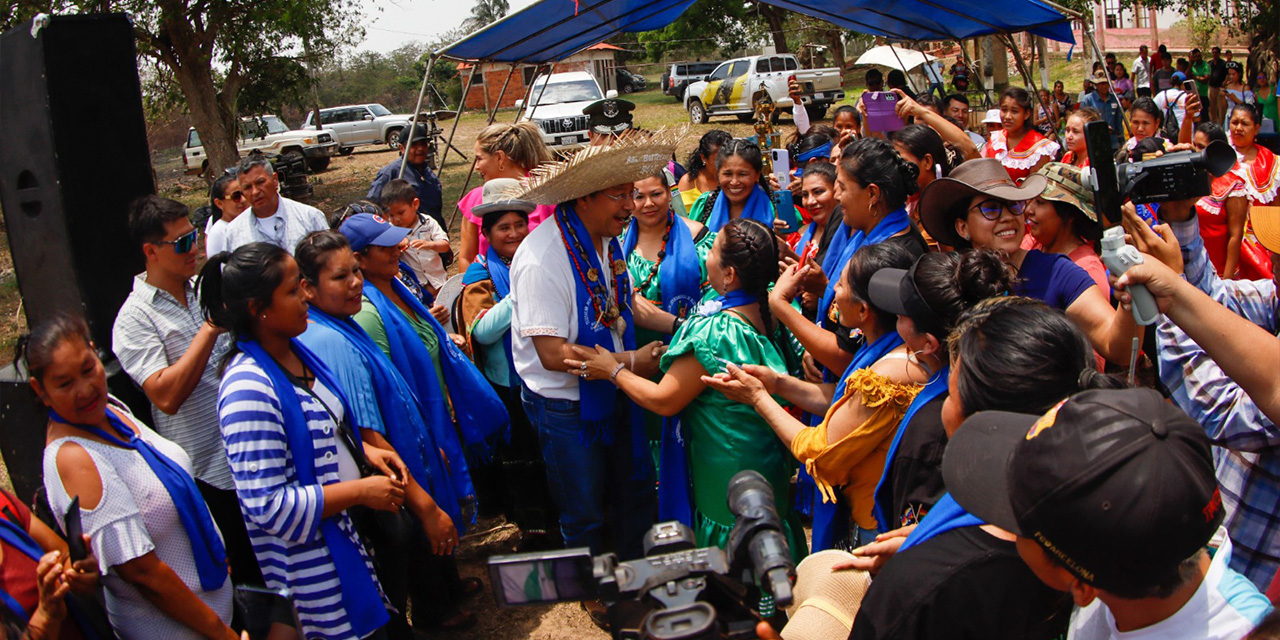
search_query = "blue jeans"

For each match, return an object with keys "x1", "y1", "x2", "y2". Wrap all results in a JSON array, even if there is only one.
[{"x1": 522, "y1": 387, "x2": 656, "y2": 559}]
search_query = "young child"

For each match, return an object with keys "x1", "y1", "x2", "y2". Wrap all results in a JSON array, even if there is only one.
[{"x1": 380, "y1": 178, "x2": 452, "y2": 296}]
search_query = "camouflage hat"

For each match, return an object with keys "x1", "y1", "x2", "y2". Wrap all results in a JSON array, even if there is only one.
[{"x1": 1035, "y1": 162, "x2": 1097, "y2": 223}]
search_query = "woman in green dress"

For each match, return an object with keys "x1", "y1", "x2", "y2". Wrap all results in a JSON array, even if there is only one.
[
  {"x1": 624, "y1": 172, "x2": 715, "y2": 464},
  {"x1": 686, "y1": 140, "x2": 777, "y2": 233},
  {"x1": 569, "y1": 218, "x2": 807, "y2": 561}
]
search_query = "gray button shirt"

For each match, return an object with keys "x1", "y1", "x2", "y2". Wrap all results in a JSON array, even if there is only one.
[{"x1": 112, "y1": 275, "x2": 234, "y2": 489}]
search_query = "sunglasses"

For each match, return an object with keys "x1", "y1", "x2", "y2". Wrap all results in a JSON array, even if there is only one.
[
  {"x1": 225, "y1": 190, "x2": 244, "y2": 202},
  {"x1": 969, "y1": 198, "x2": 1026, "y2": 221},
  {"x1": 155, "y1": 228, "x2": 198, "y2": 254}
]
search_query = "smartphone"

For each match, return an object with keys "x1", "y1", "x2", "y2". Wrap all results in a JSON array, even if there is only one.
[
  {"x1": 862, "y1": 91, "x2": 905, "y2": 132},
  {"x1": 1183, "y1": 79, "x2": 1196, "y2": 93},
  {"x1": 235, "y1": 585, "x2": 302, "y2": 633},
  {"x1": 771, "y1": 189, "x2": 801, "y2": 234},
  {"x1": 770, "y1": 148, "x2": 791, "y2": 187},
  {"x1": 489, "y1": 548, "x2": 597, "y2": 606},
  {"x1": 64, "y1": 496, "x2": 88, "y2": 562}
]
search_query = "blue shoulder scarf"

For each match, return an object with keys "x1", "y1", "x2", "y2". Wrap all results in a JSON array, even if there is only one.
[
  {"x1": 462, "y1": 247, "x2": 516, "y2": 386},
  {"x1": 816, "y1": 207, "x2": 911, "y2": 338},
  {"x1": 898, "y1": 492, "x2": 984, "y2": 552},
  {"x1": 236, "y1": 339, "x2": 389, "y2": 637},
  {"x1": 872, "y1": 366, "x2": 949, "y2": 532},
  {"x1": 50, "y1": 403, "x2": 227, "y2": 593},
  {"x1": 809, "y1": 329, "x2": 904, "y2": 552},
  {"x1": 307, "y1": 307, "x2": 470, "y2": 532},
  {"x1": 363, "y1": 278, "x2": 508, "y2": 459},
  {"x1": 621, "y1": 210, "x2": 702, "y2": 319},
  {"x1": 706, "y1": 184, "x2": 773, "y2": 233},
  {"x1": 553, "y1": 203, "x2": 649, "y2": 476},
  {"x1": 657, "y1": 289, "x2": 758, "y2": 527}
]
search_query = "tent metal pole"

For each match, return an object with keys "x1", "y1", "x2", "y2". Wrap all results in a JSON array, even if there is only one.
[
  {"x1": 887, "y1": 44, "x2": 920, "y2": 94},
  {"x1": 524, "y1": 62, "x2": 558, "y2": 123},
  {"x1": 1081, "y1": 24, "x2": 1132, "y2": 137},
  {"x1": 959, "y1": 39, "x2": 993, "y2": 111},
  {"x1": 446, "y1": 63, "x2": 520, "y2": 232},
  {"x1": 399, "y1": 52, "x2": 438, "y2": 180},
  {"x1": 436, "y1": 63, "x2": 481, "y2": 174}
]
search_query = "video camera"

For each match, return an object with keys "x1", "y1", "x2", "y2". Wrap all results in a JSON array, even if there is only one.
[
  {"x1": 1082, "y1": 119, "x2": 1236, "y2": 225},
  {"x1": 488, "y1": 470, "x2": 795, "y2": 640}
]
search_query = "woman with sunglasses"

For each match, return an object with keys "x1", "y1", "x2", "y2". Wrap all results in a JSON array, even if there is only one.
[
  {"x1": 920, "y1": 158, "x2": 1140, "y2": 366},
  {"x1": 204, "y1": 171, "x2": 248, "y2": 258}
]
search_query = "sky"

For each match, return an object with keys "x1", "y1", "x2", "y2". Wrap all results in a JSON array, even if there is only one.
[{"x1": 357, "y1": 0, "x2": 541, "y2": 54}]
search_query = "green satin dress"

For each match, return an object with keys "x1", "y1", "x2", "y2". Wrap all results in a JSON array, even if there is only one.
[{"x1": 659, "y1": 309, "x2": 808, "y2": 563}]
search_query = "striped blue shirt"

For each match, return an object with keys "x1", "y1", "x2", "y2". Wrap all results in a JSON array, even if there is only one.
[
  {"x1": 1158, "y1": 216, "x2": 1280, "y2": 591},
  {"x1": 217, "y1": 351, "x2": 385, "y2": 640}
]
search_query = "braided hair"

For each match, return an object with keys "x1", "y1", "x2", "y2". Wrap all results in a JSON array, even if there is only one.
[
  {"x1": 839, "y1": 137, "x2": 920, "y2": 212},
  {"x1": 719, "y1": 218, "x2": 780, "y2": 331},
  {"x1": 686, "y1": 129, "x2": 733, "y2": 178}
]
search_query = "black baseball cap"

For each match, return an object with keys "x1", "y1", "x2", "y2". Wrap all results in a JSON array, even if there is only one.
[
  {"x1": 867, "y1": 261, "x2": 948, "y2": 339},
  {"x1": 942, "y1": 388, "x2": 1223, "y2": 594},
  {"x1": 399, "y1": 123, "x2": 431, "y2": 146}
]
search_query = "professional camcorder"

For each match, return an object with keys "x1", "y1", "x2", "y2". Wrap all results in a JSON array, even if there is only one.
[
  {"x1": 488, "y1": 470, "x2": 795, "y2": 640},
  {"x1": 1082, "y1": 120, "x2": 1236, "y2": 223}
]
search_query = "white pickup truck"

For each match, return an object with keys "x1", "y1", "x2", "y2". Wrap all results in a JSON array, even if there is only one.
[
  {"x1": 183, "y1": 115, "x2": 337, "y2": 175},
  {"x1": 683, "y1": 54, "x2": 845, "y2": 124}
]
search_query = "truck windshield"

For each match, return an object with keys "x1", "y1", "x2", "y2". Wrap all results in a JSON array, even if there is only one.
[
  {"x1": 261, "y1": 116, "x2": 290, "y2": 134},
  {"x1": 529, "y1": 79, "x2": 602, "y2": 105},
  {"x1": 368, "y1": 104, "x2": 392, "y2": 117}
]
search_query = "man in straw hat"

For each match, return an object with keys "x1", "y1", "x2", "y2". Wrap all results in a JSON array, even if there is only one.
[
  {"x1": 1080, "y1": 71, "x2": 1122, "y2": 148},
  {"x1": 506, "y1": 130, "x2": 684, "y2": 582},
  {"x1": 1118, "y1": 198, "x2": 1280, "y2": 592}
]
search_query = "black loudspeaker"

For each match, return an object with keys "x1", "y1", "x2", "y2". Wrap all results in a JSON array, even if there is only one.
[
  {"x1": 0, "y1": 13, "x2": 152, "y2": 353},
  {"x1": 0, "y1": 14, "x2": 155, "y2": 501}
]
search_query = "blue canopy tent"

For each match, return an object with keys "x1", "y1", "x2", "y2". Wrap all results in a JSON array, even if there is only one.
[
  {"x1": 438, "y1": 0, "x2": 1073, "y2": 64},
  {"x1": 422, "y1": 0, "x2": 1075, "y2": 222}
]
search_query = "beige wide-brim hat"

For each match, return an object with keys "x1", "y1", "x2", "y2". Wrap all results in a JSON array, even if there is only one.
[
  {"x1": 780, "y1": 550, "x2": 871, "y2": 640},
  {"x1": 502, "y1": 127, "x2": 687, "y2": 205},
  {"x1": 1252, "y1": 206, "x2": 1280, "y2": 255}
]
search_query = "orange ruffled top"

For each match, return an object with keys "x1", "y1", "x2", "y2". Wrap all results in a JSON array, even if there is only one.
[{"x1": 791, "y1": 368, "x2": 921, "y2": 531}]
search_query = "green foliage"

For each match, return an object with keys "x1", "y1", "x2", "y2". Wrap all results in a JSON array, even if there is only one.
[
  {"x1": 464, "y1": 0, "x2": 509, "y2": 34},
  {"x1": 636, "y1": 0, "x2": 766, "y2": 60},
  {"x1": 1186, "y1": 12, "x2": 1220, "y2": 52}
]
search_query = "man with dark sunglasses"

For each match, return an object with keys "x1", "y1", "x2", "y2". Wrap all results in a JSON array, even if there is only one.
[{"x1": 112, "y1": 195, "x2": 264, "y2": 599}]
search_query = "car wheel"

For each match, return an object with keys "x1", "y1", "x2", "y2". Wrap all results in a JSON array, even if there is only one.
[
  {"x1": 338, "y1": 146, "x2": 354, "y2": 156},
  {"x1": 621, "y1": 83, "x2": 634, "y2": 94},
  {"x1": 307, "y1": 156, "x2": 331, "y2": 172},
  {"x1": 689, "y1": 100, "x2": 709, "y2": 124},
  {"x1": 386, "y1": 128, "x2": 403, "y2": 151},
  {"x1": 805, "y1": 105, "x2": 828, "y2": 121},
  {"x1": 736, "y1": 113, "x2": 755, "y2": 123},
  {"x1": 282, "y1": 149, "x2": 306, "y2": 168}
]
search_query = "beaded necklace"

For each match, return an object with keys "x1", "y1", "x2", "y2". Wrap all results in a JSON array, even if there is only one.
[
  {"x1": 556, "y1": 210, "x2": 629, "y2": 329},
  {"x1": 635, "y1": 211, "x2": 675, "y2": 294}
]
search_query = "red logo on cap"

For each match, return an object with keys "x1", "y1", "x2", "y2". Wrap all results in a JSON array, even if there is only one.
[
  {"x1": 1026, "y1": 399, "x2": 1068, "y2": 440},
  {"x1": 372, "y1": 215, "x2": 386, "y2": 224},
  {"x1": 1203, "y1": 488, "x2": 1222, "y2": 523}
]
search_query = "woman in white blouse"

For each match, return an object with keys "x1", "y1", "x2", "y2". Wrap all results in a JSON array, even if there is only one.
[{"x1": 28, "y1": 315, "x2": 236, "y2": 640}]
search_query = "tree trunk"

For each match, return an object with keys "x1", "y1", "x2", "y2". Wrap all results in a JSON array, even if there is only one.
[
  {"x1": 758, "y1": 5, "x2": 789, "y2": 54},
  {"x1": 171, "y1": 61, "x2": 240, "y2": 176},
  {"x1": 826, "y1": 29, "x2": 846, "y2": 70}
]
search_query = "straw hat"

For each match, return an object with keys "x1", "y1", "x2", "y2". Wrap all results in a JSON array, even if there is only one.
[
  {"x1": 1251, "y1": 206, "x2": 1280, "y2": 255},
  {"x1": 471, "y1": 177, "x2": 535, "y2": 216},
  {"x1": 503, "y1": 127, "x2": 687, "y2": 205},
  {"x1": 780, "y1": 550, "x2": 871, "y2": 640}
]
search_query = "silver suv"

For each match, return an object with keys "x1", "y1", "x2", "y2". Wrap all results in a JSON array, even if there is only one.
[{"x1": 302, "y1": 103, "x2": 415, "y2": 154}]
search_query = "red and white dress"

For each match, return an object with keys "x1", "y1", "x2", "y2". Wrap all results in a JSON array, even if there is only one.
[
  {"x1": 1195, "y1": 167, "x2": 1259, "y2": 278},
  {"x1": 1230, "y1": 145, "x2": 1280, "y2": 278},
  {"x1": 983, "y1": 129, "x2": 1060, "y2": 184}
]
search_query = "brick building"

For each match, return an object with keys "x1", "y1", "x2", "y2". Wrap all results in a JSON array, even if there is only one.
[{"x1": 459, "y1": 43, "x2": 622, "y2": 112}]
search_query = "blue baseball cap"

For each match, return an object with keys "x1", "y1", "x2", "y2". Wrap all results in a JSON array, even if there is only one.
[
  {"x1": 339, "y1": 213, "x2": 410, "y2": 252},
  {"x1": 1171, "y1": 71, "x2": 1187, "y2": 82}
]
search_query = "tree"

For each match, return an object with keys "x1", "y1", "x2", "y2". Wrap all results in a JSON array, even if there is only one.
[
  {"x1": 4, "y1": 0, "x2": 363, "y2": 176},
  {"x1": 464, "y1": 0, "x2": 508, "y2": 34},
  {"x1": 636, "y1": 0, "x2": 766, "y2": 60}
]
